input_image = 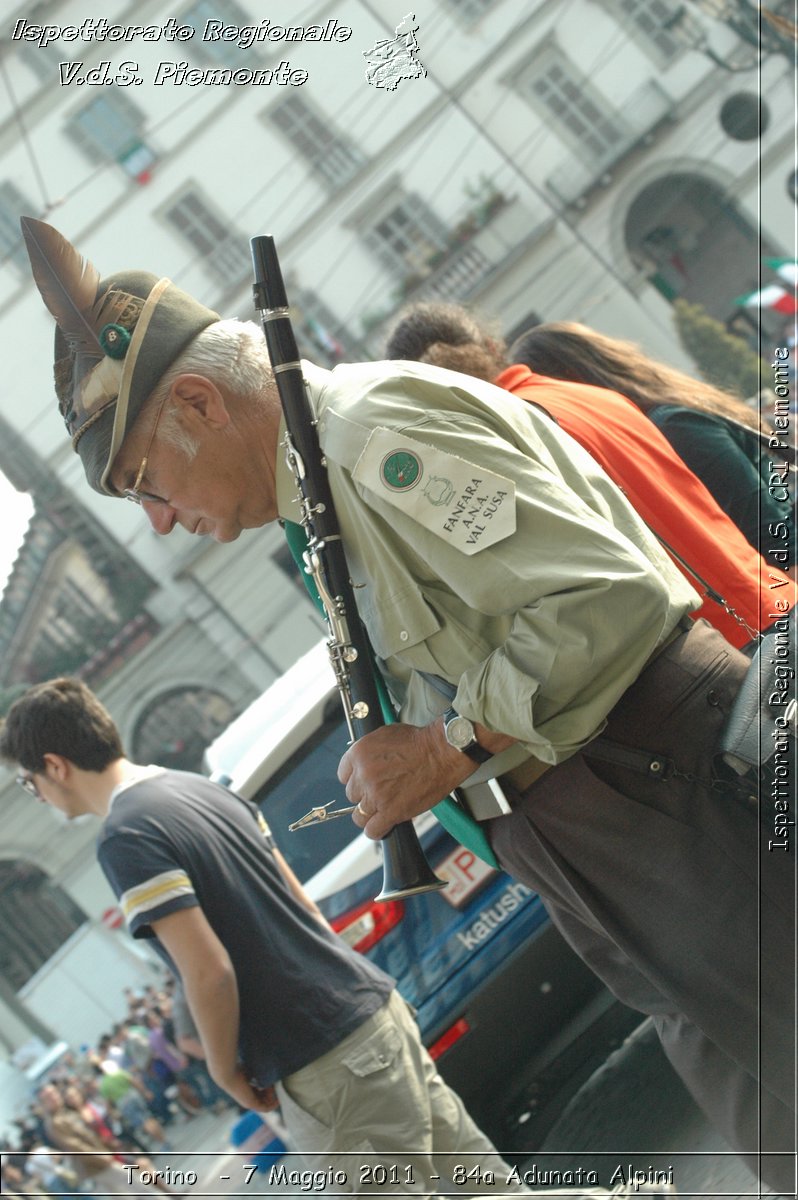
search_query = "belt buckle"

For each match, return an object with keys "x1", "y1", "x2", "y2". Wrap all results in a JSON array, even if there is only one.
[{"x1": 453, "y1": 778, "x2": 515, "y2": 822}]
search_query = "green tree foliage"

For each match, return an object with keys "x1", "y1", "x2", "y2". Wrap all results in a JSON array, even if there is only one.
[{"x1": 673, "y1": 299, "x2": 763, "y2": 400}]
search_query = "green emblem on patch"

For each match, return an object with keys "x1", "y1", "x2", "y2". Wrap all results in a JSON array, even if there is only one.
[{"x1": 380, "y1": 449, "x2": 422, "y2": 491}]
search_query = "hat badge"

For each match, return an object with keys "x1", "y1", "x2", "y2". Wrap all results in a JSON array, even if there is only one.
[{"x1": 98, "y1": 323, "x2": 131, "y2": 359}]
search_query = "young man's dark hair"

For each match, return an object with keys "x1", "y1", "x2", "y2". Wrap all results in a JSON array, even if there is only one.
[
  {"x1": 384, "y1": 301, "x2": 504, "y2": 381},
  {"x1": 0, "y1": 678, "x2": 123, "y2": 773}
]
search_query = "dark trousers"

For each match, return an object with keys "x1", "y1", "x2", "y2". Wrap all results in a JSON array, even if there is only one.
[{"x1": 487, "y1": 619, "x2": 796, "y2": 1194}]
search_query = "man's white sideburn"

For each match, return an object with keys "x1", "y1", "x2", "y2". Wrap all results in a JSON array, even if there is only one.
[{"x1": 159, "y1": 403, "x2": 201, "y2": 461}]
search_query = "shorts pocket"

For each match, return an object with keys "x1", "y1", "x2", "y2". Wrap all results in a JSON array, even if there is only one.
[
  {"x1": 276, "y1": 1081, "x2": 346, "y2": 1156},
  {"x1": 341, "y1": 1023, "x2": 402, "y2": 1078},
  {"x1": 278, "y1": 1084, "x2": 375, "y2": 1162}
]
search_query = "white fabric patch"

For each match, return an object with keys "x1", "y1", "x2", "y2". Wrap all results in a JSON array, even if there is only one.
[{"x1": 353, "y1": 427, "x2": 516, "y2": 555}]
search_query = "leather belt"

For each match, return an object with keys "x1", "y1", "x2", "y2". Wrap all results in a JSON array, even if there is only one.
[
  {"x1": 640, "y1": 613, "x2": 693, "y2": 671},
  {"x1": 501, "y1": 755, "x2": 551, "y2": 793},
  {"x1": 459, "y1": 615, "x2": 694, "y2": 822}
]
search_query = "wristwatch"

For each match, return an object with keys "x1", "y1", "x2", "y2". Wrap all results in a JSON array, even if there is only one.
[{"x1": 442, "y1": 707, "x2": 493, "y2": 765}]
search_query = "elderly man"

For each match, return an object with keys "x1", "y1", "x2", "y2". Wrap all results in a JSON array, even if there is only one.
[{"x1": 21, "y1": 218, "x2": 795, "y2": 1193}]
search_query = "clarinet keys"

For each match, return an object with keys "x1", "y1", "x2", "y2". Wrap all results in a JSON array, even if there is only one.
[{"x1": 289, "y1": 801, "x2": 357, "y2": 830}]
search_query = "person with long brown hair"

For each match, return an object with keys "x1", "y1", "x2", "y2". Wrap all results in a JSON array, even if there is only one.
[
  {"x1": 509, "y1": 321, "x2": 794, "y2": 569},
  {"x1": 384, "y1": 302, "x2": 794, "y2": 647}
]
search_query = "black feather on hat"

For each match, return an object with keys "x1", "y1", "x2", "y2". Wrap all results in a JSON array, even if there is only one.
[{"x1": 21, "y1": 217, "x2": 220, "y2": 495}]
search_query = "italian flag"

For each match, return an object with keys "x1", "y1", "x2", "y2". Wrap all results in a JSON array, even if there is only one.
[
  {"x1": 735, "y1": 258, "x2": 798, "y2": 314},
  {"x1": 763, "y1": 257, "x2": 798, "y2": 287},
  {"x1": 735, "y1": 283, "x2": 797, "y2": 315}
]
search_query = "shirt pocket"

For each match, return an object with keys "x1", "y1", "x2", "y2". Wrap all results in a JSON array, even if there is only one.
[{"x1": 363, "y1": 586, "x2": 442, "y2": 660}]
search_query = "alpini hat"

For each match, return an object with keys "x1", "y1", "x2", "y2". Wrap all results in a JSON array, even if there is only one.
[{"x1": 21, "y1": 217, "x2": 220, "y2": 496}]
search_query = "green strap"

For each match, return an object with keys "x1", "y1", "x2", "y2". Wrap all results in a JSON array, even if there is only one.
[{"x1": 282, "y1": 520, "x2": 499, "y2": 868}]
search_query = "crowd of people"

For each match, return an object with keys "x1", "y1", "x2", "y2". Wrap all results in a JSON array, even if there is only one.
[{"x1": 0, "y1": 979, "x2": 231, "y2": 1198}]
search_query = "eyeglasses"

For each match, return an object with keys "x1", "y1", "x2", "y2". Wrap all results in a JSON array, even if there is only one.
[
  {"x1": 123, "y1": 391, "x2": 169, "y2": 505},
  {"x1": 17, "y1": 772, "x2": 40, "y2": 799}
]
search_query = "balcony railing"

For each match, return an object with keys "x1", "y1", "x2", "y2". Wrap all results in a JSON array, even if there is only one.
[
  {"x1": 362, "y1": 196, "x2": 548, "y2": 352},
  {"x1": 411, "y1": 242, "x2": 495, "y2": 303}
]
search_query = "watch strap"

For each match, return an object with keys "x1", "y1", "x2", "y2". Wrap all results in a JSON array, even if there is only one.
[{"x1": 443, "y1": 707, "x2": 493, "y2": 765}]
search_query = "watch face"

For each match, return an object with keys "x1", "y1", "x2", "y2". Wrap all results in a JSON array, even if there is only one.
[{"x1": 445, "y1": 714, "x2": 475, "y2": 750}]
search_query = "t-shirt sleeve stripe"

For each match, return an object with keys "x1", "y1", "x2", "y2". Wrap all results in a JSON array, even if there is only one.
[{"x1": 119, "y1": 869, "x2": 195, "y2": 926}]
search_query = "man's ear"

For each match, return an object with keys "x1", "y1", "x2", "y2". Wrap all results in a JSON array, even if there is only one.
[
  {"x1": 169, "y1": 374, "x2": 231, "y2": 431},
  {"x1": 41, "y1": 753, "x2": 73, "y2": 783}
]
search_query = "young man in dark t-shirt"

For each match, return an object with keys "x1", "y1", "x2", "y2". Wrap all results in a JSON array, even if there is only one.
[{"x1": 2, "y1": 678, "x2": 677, "y2": 1199}]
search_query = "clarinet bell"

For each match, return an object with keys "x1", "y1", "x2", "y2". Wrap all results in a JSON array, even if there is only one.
[{"x1": 376, "y1": 823, "x2": 448, "y2": 902}]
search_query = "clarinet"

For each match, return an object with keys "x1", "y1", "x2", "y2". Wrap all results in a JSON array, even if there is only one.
[{"x1": 250, "y1": 236, "x2": 446, "y2": 902}]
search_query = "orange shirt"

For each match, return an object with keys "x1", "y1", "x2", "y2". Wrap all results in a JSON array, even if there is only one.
[{"x1": 495, "y1": 365, "x2": 794, "y2": 648}]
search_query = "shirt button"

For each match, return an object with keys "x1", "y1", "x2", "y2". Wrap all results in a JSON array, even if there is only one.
[{"x1": 399, "y1": 630, "x2": 409, "y2": 641}]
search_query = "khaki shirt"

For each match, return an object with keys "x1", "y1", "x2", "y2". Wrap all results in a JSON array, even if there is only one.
[
  {"x1": 276, "y1": 360, "x2": 698, "y2": 765},
  {"x1": 43, "y1": 1110, "x2": 111, "y2": 1179}
]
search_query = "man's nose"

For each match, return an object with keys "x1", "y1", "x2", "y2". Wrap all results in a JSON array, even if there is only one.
[{"x1": 141, "y1": 499, "x2": 177, "y2": 535}]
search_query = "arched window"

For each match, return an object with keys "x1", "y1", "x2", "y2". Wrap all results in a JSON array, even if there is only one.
[
  {"x1": 625, "y1": 172, "x2": 781, "y2": 322},
  {"x1": 0, "y1": 862, "x2": 87, "y2": 990},
  {"x1": 131, "y1": 687, "x2": 237, "y2": 773}
]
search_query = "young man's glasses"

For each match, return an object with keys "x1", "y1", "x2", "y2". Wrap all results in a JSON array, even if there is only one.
[
  {"x1": 16, "y1": 772, "x2": 40, "y2": 799},
  {"x1": 123, "y1": 391, "x2": 170, "y2": 505}
]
